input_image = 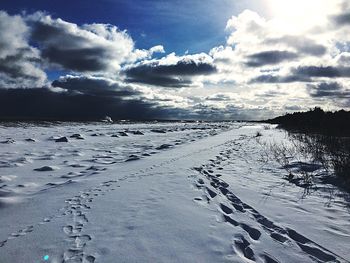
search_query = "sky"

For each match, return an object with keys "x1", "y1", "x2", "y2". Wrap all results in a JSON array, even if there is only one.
[{"x1": 0, "y1": 0, "x2": 350, "y2": 120}]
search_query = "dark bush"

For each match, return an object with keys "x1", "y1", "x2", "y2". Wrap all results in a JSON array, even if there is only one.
[{"x1": 267, "y1": 107, "x2": 350, "y2": 137}]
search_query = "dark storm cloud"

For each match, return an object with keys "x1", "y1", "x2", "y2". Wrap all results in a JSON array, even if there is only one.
[
  {"x1": 292, "y1": 66, "x2": 346, "y2": 78},
  {"x1": 245, "y1": 50, "x2": 298, "y2": 67},
  {"x1": 332, "y1": 13, "x2": 350, "y2": 26},
  {"x1": 298, "y1": 44, "x2": 327, "y2": 57},
  {"x1": 52, "y1": 76, "x2": 140, "y2": 97},
  {"x1": 0, "y1": 11, "x2": 46, "y2": 87},
  {"x1": 0, "y1": 87, "x2": 179, "y2": 121},
  {"x1": 30, "y1": 22, "x2": 112, "y2": 72},
  {"x1": 0, "y1": 52, "x2": 39, "y2": 80},
  {"x1": 126, "y1": 70, "x2": 193, "y2": 88},
  {"x1": 308, "y1": 82, "x2": 350, "y2": 98},
  {"x1": 265, "y1": 36, "x2": 327, "y2": 56},
  {"x1": 41, "y1": 47, "x2": 109, "y2": 72},
  {"x1": 27, "y1": 13, "x2": 135, "y2": 73},
  {"x1": 249, "y1": 74, "x2": 309, "y2": 84},
  {"x1": 251, "y1": 66, "x2": 350, "y2": 84},
  {"x1": 124, "y1": 57, "x2": 217, "y2": 87},
  {"x1": 31, "y1": 22, "x2": 68, "y2": 42}
]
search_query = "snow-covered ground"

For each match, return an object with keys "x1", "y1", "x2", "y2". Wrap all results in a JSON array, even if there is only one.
[{"x1": 0, "y1": 122, "x2": 349, "y2": 263}]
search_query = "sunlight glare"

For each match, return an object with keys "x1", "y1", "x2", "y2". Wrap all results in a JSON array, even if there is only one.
[{"x1": 267, "y1": 0, "x2": 334, "y2": 32}]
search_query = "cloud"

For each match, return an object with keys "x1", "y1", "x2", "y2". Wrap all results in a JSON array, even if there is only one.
[
  {"x1": 189, "y1": 103, "x2": 274, "y2": 120},
  {"x1": 28, "y1": 13, "x2": 135, "y2": 73},
  {"x1": 332, "y1": 13, "x2": 350, "y2": 26},
  {"x1": 284, "y1": 105, "x2": 303, "y2": 111},
  {"x1": 258, "y1": 90, "x2": 288, "y2": 98},
  {"x1": 292, "y1": 66, "x2": 345, "y2": 78},
  {"x1": 52, "y1": 75, "x2": 141, "y2": 98},
  {"x1": 123, "y1": 53, "x2": 217, "y2": 87},
  {"x1": 337, "y1": 52, "x2": 350, "y2": 65},
  {"x1": 249, "y1": 74, "x2": 309, "y2": 84},
  {"x1": 245, "y1": 50, "x2": 298, "y2": 67},
  {"x1": 0, "y1": 11, "x2": 165, "y2": 85},
  {"x1": 0, "y1": 11, "x2": 46, "y2": 88},
  {"x1": 264, "y1": 36, "x2": 327, "y2": 56},
  {"x1": 0, "y1": 86, "x2": 184, "y2": 121},
  {"x1": 149, "y1": 45, "x2": 165, "y2": 54},
  {"x1": 308, "y1": 82, "x2": 350, "y2": 98},
  {"x1": 250, "y1": 65, "x2": 350, "y2": 84},
  {"x1": 205, "y1": 94, "x2": 233, "y2": 101},
  {"x1": 2, "y1": 2, "x2": 350, "y2": 120},
  {"x1": 207, "y1": 9, "x2": 336, "y2": 88}
]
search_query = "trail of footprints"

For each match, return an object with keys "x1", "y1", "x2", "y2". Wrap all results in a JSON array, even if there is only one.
[
  {"x1": 0, "y1": 163, "x2": 110, "y2": 250},
  {"x1": 59, "y1": 141, "x2": 231, "y2": 262},
  {"x1": 0, "y1": 134, "x2": 240, "y2": 261},
  {"x1": 193, "y1": 138, "x2": 344, "y2": 263},
  {"x1": 0, "y1": 213, "x2": 59, "y2": 248},
  {"x1": 1, "y1": 134, "x2": 344, "y2": 262},
  {"x1": 59, "y1": 152, "x2": 196, "y2": 262},
  {"x1": 62, "y1": 189, "x2": 96, "y2": 263},
  {"x1": 0, "y1": 124, "x2": 233, "y2": 262},
  {"x1": 0, "y1": 225, "x2": 34, "y2": 249},
  {"x1": 3, "y1": 128, "x2": 305, "y2": 263},
  {"x1": 0, "y1": 150, "x2": 188, "y2": 260}
]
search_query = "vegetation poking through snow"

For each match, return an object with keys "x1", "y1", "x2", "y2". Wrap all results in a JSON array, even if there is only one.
[
  {"x1": 257, "y1": 130, "x2": 350, "y2": 192},
  {"x1": 264, "y1": 108, "x2": 350, "y2": 190},
  {"x1": 290, "y1": 133, "x2": 350, "y2": 191},
  {"x1": 258, "y1": 138, "x2": 318, "y2": 189}
]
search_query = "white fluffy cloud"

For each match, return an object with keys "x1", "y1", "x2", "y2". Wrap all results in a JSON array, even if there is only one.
[
  {"x1": 202, "y1": 0, "x2": 350, "y2": 115},
  {"x1": 0, "y1": 11, "x2": 46, "y2": 88}
]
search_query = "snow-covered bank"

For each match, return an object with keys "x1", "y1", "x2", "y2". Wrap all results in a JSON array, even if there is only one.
[{"x1": 0, "y1": 122, "x2": 349, "y2": 262}]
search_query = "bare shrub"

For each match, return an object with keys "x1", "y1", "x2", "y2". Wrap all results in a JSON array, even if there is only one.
[
  {"x1": 257, "y1": 137, "x2": 316, "y2": 188},
  {"x1": 291, "y1": 133, "x2": 350, "y2": 190}
]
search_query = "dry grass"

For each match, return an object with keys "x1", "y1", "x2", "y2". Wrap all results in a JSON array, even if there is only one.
[{"x1": 258, "y1": 131, "x2": 350, "y2": 191}]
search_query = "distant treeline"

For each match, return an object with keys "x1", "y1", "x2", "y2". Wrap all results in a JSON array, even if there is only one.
[{"x1": 266, "y1": 107, "x2": 350, "y2": 137}]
